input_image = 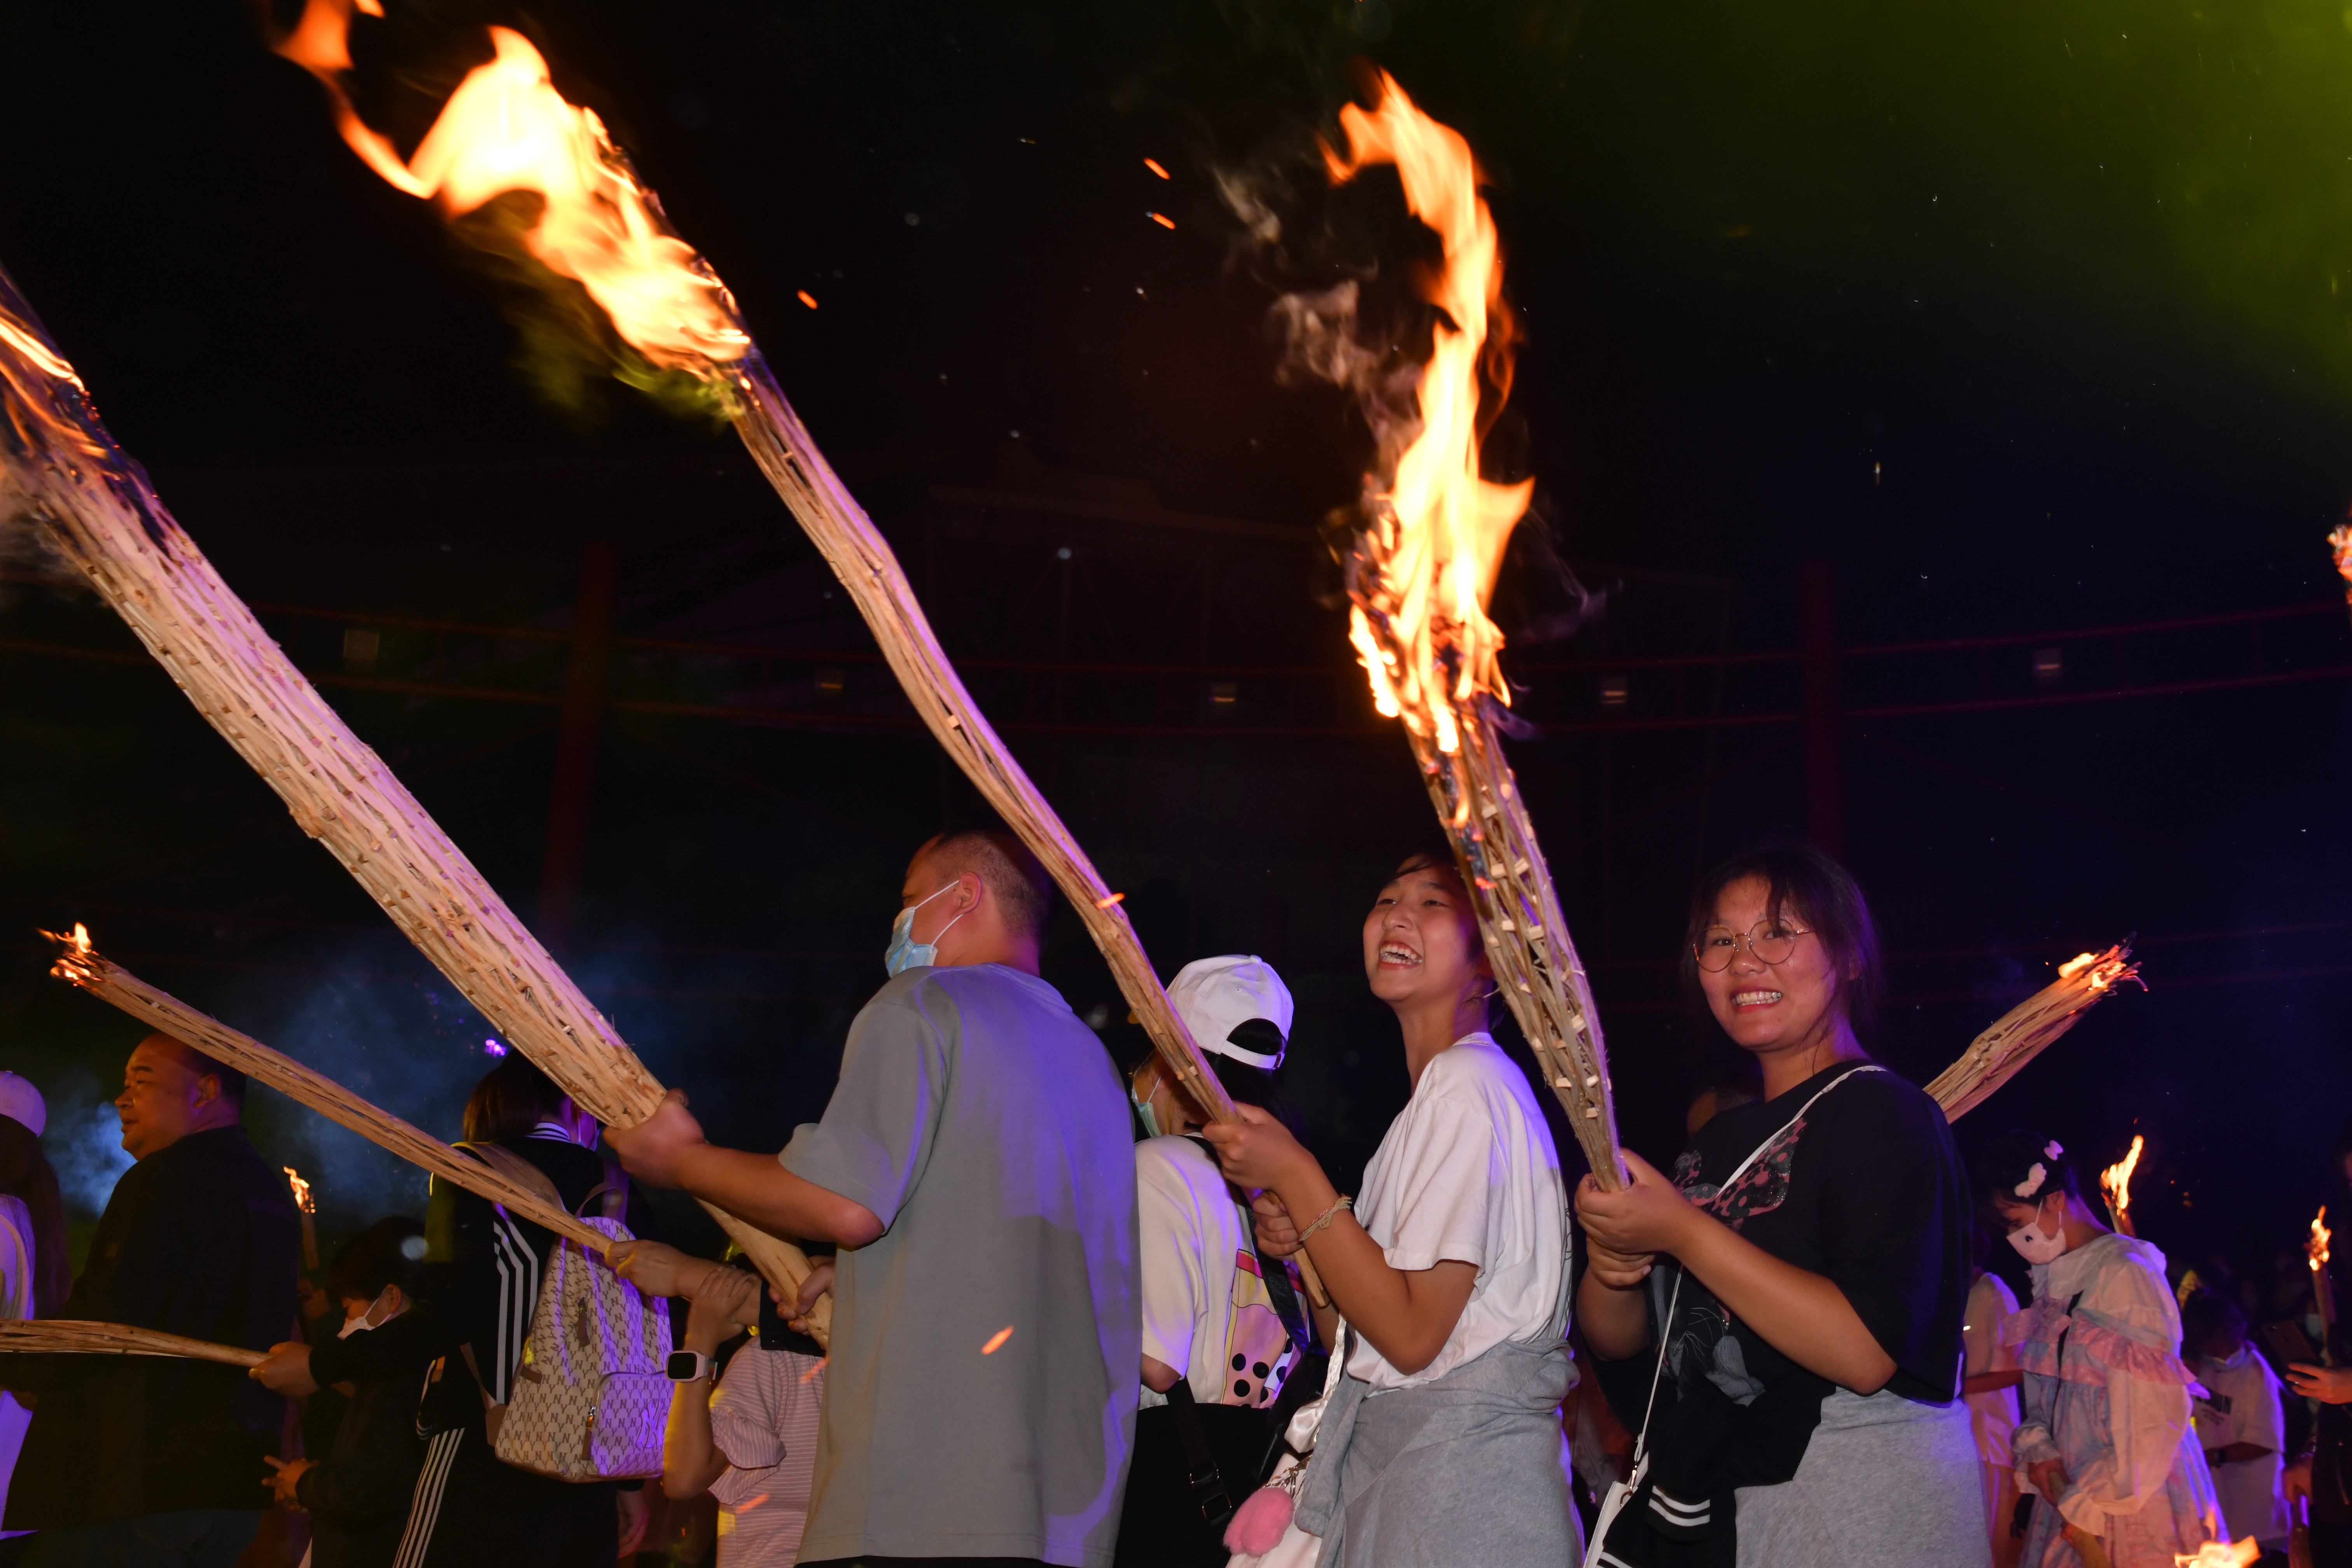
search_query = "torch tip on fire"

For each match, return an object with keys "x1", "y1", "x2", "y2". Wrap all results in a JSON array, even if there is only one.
[
  {"x1": 2312, "y1": 1205, "x2": 2332, "y2": 1271},
  {"x1": 2100, "y1": 1134, "x2": 2145, "y2": 1218},
  {"x1": 2059, "y1": 950, "x2": 2097, "y2": 978},
  {"x1": 2173, "y1": 1539, "x2": 2259, "y2": 1567}
]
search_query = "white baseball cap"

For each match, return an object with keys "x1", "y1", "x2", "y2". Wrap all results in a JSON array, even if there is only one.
[
  {"x1": 1168, "y1": 955, "x2": 1294, "y2": 1071},
  {"x1": 0, "y1": 1073, "x2": 47, "y2": 1138}
]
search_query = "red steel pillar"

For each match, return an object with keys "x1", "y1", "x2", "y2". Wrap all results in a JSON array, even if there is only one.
[
  {"x1": 1799, "y1": 560, "x2": 1844, "y2": 860},
  {"x1": 539, "y1": 542, "x2": 618, "y2": 957}
]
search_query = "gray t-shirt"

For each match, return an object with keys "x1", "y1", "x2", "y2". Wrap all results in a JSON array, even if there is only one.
[{"x1": 780, "y1": 963, "x2": 1140, "y2": 1566}]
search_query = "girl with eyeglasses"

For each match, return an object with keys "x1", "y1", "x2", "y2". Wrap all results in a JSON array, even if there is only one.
[{"x1": 1575, "y1": 844, "x2": 1983, "y2": 1567}]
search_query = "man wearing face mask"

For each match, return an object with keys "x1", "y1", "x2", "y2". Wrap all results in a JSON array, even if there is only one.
[
  {"x1": 608, "y1": 824, "x2": 1141, "y2": 1568},
  {"x1": 1978, "y1": 1130, "x2": 2219, "y2": 1568},
  {"x1": 0, "y1": 1034, "x2": 300, "y2": 1568},
  {"x1": 264, "y1": 1216, "x2": 430, "y2": 1568}
]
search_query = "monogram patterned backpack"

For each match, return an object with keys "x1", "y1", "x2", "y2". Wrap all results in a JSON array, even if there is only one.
[{"x1": 456, "y1": 1143, "x2": 674, "y2": 1481}]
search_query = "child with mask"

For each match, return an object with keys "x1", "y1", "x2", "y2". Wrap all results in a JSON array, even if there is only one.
[
  {"x1": 1116, "y1": 955, "x2": 1317, "y2": 1568},
  {"x1": 266, "y1": 1216, "x2": 430, "y2": 1568},
  {"x1": 1980, "y1": 1131, "x2": 2221, "y2": 1567}
]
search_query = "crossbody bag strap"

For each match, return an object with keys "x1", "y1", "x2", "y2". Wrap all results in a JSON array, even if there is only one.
[
  {"x1": 1165, "y1": 1379, "x2": 1239, "y2": 1530},
  {"x1": 1622, "y1": 1063, "x2": 1889, "y2": 1470}
]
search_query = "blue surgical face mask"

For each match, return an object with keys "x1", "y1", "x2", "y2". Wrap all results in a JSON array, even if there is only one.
[
  {"x1": 884, "y1": 882, "x2": 965, "y2": 978},
  {"x1": 1131, "y1": 1071, "x2": 1163, "y2": 1139}
]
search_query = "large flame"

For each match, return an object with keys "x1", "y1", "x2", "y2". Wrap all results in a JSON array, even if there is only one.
[
  {"x1": 283, "y1": 1166, "x2": 316, "y2": 1217},
  {"x1": 2174, "y1": 1540, "x2": 2258, "y2": 1567},
  {"x1": 271, "y1": 3, "x2": 747, "y2": 372},
  {"x1": 1325, "y1": 71, "x2": 1533, "y2": 758},
  {"x1": 2313, "y1": 1205, "x2": 2333, "y2": 1272},
  {"x1": 41, "y1": 922, "x2": 96, "y2": 987},
  {"x1": 2101, "y1": 1134, "x2": 2144, "y2": 1219}
]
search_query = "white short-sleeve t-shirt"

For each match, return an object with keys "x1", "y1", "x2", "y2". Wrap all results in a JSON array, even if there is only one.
[
  {"x1": 1345, "y1": 1033, "x2": 1568, "y2": 1392},
  {"x1": 1135, "y1": 1136, "x2": 1245, "y2": 1407}
]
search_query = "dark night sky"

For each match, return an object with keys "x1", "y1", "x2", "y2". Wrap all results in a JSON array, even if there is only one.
[{"x1": 4, "y1": 0, "x2": 2350, "y2": 1295}]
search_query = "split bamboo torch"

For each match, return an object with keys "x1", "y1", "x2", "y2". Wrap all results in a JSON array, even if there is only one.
[
  {"x1": 258, "y1": 10, "x2": 1323, "y2": 1294},
  {"x1": 0, "y1": 278, "x2": 822, "y2": 1336},
  {"x1": 0, "y1": 1320, "x2": 266, "y2": 1369},
  {"x1": 1310, "y1": 72, "x2": 1624, "y2": 1184},
  {"x1": 44, "y1": 925, "x2": 631, "y2": 1265},
  {"x1": 1927, "y1": 944, "x2": 2139, "y2": 1121}
]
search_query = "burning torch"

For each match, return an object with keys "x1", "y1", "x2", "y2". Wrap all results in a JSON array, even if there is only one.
[
  {"x1": 284, "y1": 1166, "x2": 318, "y2": 1271},
  {"x1": 2100, "y1": 1135, "x2": 2144, "y2": 1238},
  {"x1": 2312, "y1": 1205, "x2": 2335, "y2": 1362}
]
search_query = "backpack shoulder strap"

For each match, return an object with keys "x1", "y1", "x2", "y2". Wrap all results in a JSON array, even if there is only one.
[{"x1": 451, "y1": 1140, "x2": 565, "y2": 1217}]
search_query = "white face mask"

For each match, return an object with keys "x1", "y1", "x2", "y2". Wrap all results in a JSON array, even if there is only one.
[
  {"x1": 337, "y1": 1288, "x2": 394, "y2": 1338},
  {"x1": 2007, "y1": 1208, "x2": 2069, "y2": 1265}
]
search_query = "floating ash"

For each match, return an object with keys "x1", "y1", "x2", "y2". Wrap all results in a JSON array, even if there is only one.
[{"x1": 2099, "y1": 1135, "x2": 2144, "y2": 1238}]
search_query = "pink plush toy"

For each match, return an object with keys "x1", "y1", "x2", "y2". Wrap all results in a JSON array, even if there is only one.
[{"x1": 1224, "y1": 1483, "x2": 1294, "y2": 1556}]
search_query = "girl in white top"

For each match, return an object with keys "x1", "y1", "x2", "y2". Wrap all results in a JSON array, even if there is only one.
[
  {"x1": 1117, "y1": 956, "x2": 1316, "y2": 1568},
  {"x1": 1205, "y1": 850, "x2": 1576, "y2": 1568}
]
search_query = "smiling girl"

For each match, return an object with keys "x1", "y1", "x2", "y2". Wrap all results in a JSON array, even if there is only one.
[
  {"x1": 1575, "y1": 844, "x2": 1982, "y2": 1567},
  {"x1": 1203, "y1": 849, "x2": 1577, "y2": 1567}
]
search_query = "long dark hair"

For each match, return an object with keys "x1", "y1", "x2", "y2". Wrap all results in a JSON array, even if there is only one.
[
  {"x1": 1682, "y1": 843, "x2": 1884, "y2": 1030},
  {"x1": 0, "y1": 1119, "x2": 70, "y2": 1314}
]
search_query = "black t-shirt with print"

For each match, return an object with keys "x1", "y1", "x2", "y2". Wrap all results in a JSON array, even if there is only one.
[{"x1": 1665, "y1": 1058, "x2": 1971, "y2": 1406}]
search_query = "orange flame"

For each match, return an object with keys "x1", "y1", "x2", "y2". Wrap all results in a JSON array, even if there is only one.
[
  {"x1": 2058, "y1": 951, "x2": 2097, "y2": 979},
  {"x1": 283, "y1": 1166, "x2": 316, "y2": 1216},
  {"x1": 2174, "y1": 1540, "x2": 2258, "y2": 1567},
  {"x1": 2330, "y1": 519, "x2": 2352, "y2": 603},
  {"x1": 1144, "y1": 157, "x2": 1170, "y2": 179},
  {"x1": 271, "y1": 4, "x2": 747, "y2": 373},
  {"x1": 2313, "y1": 1206, "x2": 2333, "y2": 1272},
  {"x1": 2101, "y1": 1135, "x2": 2144, "y2": 1218},
  {"x1": 980, "y1": 1325, "x2": 1014, "y2": 1355},
  {"x1": 1324, "y1": 71, "x2": 1533, "y2": 758},
  {"x1": 40, "y1": 923, "x2": 96, "y2": 986}
]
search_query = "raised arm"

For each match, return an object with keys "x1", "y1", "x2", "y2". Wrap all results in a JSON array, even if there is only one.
[
  {"x1": 605, "y1": 1092, "x2": 882, "y2": 1248},
  {"x1": 662, "y1": 1268, "x2": 763, "y2": 1501}
]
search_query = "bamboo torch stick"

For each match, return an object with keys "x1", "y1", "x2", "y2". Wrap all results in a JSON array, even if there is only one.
[
  {"x1": 0, "y1": 277, "x2": 823, "y2": 1338},
  {"x1": 1926, "y1": 944, "x2": 2139, "y2": 1121},
  {"x1": 0, "y1": 1320, "x2": 266, "y2": 1369},
  {"x1": 255, "y1": 10, "x2": 1299, "y2": 1280},
  {"x1": 44, "y1": 925, "x2": 623, "y2": 1260},
  {"x1": 1305, "y1": 72, "x2": 1625, "y2": 1185}
]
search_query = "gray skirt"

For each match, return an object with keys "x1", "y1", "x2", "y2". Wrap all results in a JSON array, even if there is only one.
[
  {"x1": 1294, "y1": 1332, "x2": 1584, "y2": 1568},
  {"x1": 1732, "y1": 1387, "x2": 1989, "y2": 1568}
]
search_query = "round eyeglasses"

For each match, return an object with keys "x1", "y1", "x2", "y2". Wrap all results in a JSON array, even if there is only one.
[{"x1": 1693, "y1": 919, "x2": 1816, "y2": 973}]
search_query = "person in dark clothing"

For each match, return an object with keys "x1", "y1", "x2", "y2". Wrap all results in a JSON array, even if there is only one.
[
  {"x1": 0, "y1": 1034, "x2": 300, "y2": 1568},
  {"x1": 2284, "y1": 1115, "x2": 2352, "y2": 1565},
  {"x1": 251, "y1": 1059, "x2": 665, "y2": 1567},
  {"x1": 265, "y1": 1217, "x2": 431, "y2": 1568}
]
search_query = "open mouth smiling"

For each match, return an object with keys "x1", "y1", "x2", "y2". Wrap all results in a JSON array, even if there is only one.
[
  {"x1": 1731, "y1": 989, "x2": 1784, "y2": 1010},
  {"x1": 1378, "y1": 944, "x2": 1422, "y2": 968}
]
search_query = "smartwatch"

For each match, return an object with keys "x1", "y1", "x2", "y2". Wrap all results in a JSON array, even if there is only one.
[{"x1": 666, "y1": 1350, "x2": 712, "y2": 1383}]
